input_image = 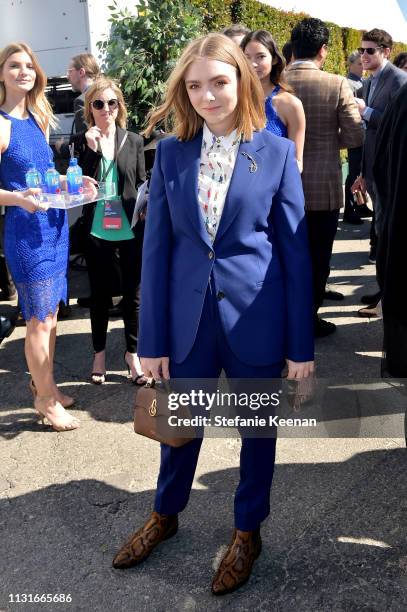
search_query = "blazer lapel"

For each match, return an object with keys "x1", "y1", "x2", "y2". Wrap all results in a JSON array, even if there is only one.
[
  {"x1": 214, "y1": 132, "x2": 266, "y2": 244},
  {"x1": 116, "y1": 127, "x2": 129, "y2": 188},
  {"x1": 369, "y1": 64, "x2": 390, "y2": 106},
  {"x1": 364, "y1": 77, "x2": 372, "y2": 104},
  {"x1": 116, "y1": 127, "x2": 129, "y2": 175},
  {"x1": 175, "y1": 130, "x2": 212, "y2": 247}
]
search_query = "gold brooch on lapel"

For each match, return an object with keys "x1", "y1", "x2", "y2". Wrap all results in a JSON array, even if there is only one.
[{"x1": 241, "y1": 152, "x2": 258, "y2": 173}]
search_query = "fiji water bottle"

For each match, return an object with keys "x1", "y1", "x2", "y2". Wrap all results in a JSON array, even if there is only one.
[
  {"x1": 66, "y1": 158, "x2": 83, "y2": 195},
  {"x1": 25, "y1": 163, "x2": 42, "y2": 189},
  {"x1": 44, "y1": 162, "x2": 61, "y2": 194}
]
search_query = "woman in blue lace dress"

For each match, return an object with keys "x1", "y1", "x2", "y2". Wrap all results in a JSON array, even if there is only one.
[
  {"x1": 242, "y1": 30, "x2": 305, "y2": 172},
  {"x1": 0, "y1": 43, "x2": 93, "y2": 431}
]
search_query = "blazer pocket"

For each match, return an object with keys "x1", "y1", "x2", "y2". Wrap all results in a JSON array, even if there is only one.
[{"x1": 255, "y1": 277, "x2": 283, "y2": 288}]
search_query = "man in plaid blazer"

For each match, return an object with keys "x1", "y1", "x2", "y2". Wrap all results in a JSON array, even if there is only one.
[{"x1": 286, "y1": 18, "x2": 364, "y2": 337}]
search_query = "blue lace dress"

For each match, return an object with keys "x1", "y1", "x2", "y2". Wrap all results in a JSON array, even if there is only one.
[
  {"x1": 0, "y1": 111, "x2": 68, "y2": 321},
  {"x1": 265, "y1": 85, "x2": 288, "y2": 137}
]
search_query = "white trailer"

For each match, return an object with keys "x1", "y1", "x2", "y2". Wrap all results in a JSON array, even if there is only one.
[
  {"x1": 0, "y1": 0, "x2": 135, "y2": 138},
  {"x1": 0, "y1": 0, "x2": 132, "y2": 76}
]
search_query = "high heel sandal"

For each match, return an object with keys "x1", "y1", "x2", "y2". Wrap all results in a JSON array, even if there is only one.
[
  {"x1": 29, "y1": 379, "x2": 75, "y2": 409},
  {"x1": 91, "y1": 352, "x2": 106, "y2": 385},
  {"x1": 34, "y1": 396, "x2": 80, "y2": 432},
  {"x1": 91, "y1": 372, "x2": 106, "y2": 384},
  {"x1": 124, "y1": 351, "x2": 147, "y2": 386}
]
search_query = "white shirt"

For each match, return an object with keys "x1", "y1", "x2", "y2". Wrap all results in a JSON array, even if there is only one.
[
  {"x1": 197, "y1": 123, "x2": 240, "y2": 241},
  {"x1": 290, "y1": 60, "x2": 317, "y2": 67}
]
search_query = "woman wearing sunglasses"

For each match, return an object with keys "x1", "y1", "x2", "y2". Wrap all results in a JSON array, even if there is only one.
[{"x1": 72, "y1": 77, "x2": 146, "y2": 385}]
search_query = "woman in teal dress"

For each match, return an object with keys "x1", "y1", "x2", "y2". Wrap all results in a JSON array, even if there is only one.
[
  {"x1": 242, "y1": 29, "x2": 306, "y2": 172},
  {"x1": 72, "y1": 77, "x2": 146, "y2": 384}
]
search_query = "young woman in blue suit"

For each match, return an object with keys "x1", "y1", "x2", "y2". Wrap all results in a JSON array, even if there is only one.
[{"x1": 113, "y1": 33, "x2": 314, "y2": 595}]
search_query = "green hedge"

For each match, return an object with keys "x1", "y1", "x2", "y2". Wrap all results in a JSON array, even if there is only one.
[
  {"x1": 392, "y1": 41, "x2": 407, "y2": 60},
  {"x1": 323, "y1": 22, "x2": 346, "y2": 75},
  {"x1": 342, "y1": 28, "x2": 362, "y2": 61},
  {"x1": 233, "y1": 1, "x2": 308, "y2": 45},
  {"x1": 191, "y1": 0, "x2": 234, "y2": 31},
  {"x1": 190, "y1": 0, "x2": 407, "y2": 74}
]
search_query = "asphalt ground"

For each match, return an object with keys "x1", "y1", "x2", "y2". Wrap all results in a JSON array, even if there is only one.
[{"x1": 1, "y1": 213, "x2": 406, "y2": 612}]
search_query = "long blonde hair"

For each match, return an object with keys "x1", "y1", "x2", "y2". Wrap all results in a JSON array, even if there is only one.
[
  {"x1": 144, "y1": 33, "x2": 266, "y2": 141},
  {"x1": 84, "y1": 77, "x2": 128, "y2": 129},
  {"x1": 0, "y1": 42, "x2": 56, "y2": 133}
]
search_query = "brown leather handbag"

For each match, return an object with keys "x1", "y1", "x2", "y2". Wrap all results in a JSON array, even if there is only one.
[{"x1": 134, "y1": 379, "x2": 195, "y2": 447}]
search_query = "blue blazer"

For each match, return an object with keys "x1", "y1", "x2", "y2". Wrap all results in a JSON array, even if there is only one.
[{"x1": 139, "y1": 128, "x2": 314, "y2": 366}]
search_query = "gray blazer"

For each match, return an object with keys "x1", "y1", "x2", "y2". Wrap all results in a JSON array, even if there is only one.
[{"x1": 361, "y1": 61, "x2": 407, "y2": 181}]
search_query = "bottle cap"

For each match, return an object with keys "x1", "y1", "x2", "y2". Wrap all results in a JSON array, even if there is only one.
[
  {"x1": 28, "y1": 162, "x2": 36, "y2": 170},
  {"x1": 69, "y1": 158, "x2": 78, "y2": 166},
  {"x1": 47, "y1": 161, "x2": 55, "y2": 169}
]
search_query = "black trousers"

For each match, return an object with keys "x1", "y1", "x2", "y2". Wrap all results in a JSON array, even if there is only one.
[
  {"x1": 85, "y1": 234, "x2": 142, "y2": 353},
  {"x1": 344, "y1": 147, "x2": 362, "y2": 216},
  {"x1": 0, "y1": 215, "x2": 15, "y2": 296},
  {"x1": 306, "y1": 209, "x2": 340, "y2": 313},
  {"x1": 366, "y1": 178, "x2": 382, "y2": 250}
]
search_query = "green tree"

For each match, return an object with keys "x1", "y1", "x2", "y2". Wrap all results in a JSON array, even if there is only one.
[{"x1": 98, "y1": 0, "x2": 203, "y2": 129}]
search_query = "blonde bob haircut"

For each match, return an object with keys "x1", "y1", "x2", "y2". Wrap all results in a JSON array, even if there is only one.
[
  {"x1": 84, "y1": 77, "x2": 127, "y2": 129},
  {"x1": 145, "y1": 33, "x2": 266, "y2": 141},
  {"x1": 0, "y1": 42, "x2": 56, "y2": 133}
]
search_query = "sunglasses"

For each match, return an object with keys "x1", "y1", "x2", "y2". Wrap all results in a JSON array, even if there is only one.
[
  {"x1": 358, "y1": 46, "x2": 383, "y2": 56},
  {"x1": 91, "y1": 98, "x2": 119, "y2": 110}
]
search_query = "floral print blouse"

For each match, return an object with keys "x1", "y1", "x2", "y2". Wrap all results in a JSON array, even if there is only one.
[{"x1": 197, "y1": 123, "x2": 241, "y2": 241}]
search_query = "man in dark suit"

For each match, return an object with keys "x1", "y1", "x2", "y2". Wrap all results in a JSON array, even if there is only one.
[
  {"x1": 353, "y1": 29, "x2": 407, "y2": 313},
  {"x1": 55, "y1": 55, "x2": 101, "y2": 157},
  {"x1": 354, "y1": 29, "x2": 407, "y2": 262},
  {"x1": 55, "y1": 54, "x2": 102, "y2": 315},
  {"x1": 66, "y1": 53, "x2": 101, "y2": 134},
  {"x1": 373, "y1": 83, "x2": 407, "y2": 377},
  {"x1": 343, "y1": 50, "x2": 367, "y2": 225}
]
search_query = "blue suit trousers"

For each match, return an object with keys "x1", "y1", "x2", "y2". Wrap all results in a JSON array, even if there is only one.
[{"x1": 154, "y1": 278, "x2": 284, "y2": 531}]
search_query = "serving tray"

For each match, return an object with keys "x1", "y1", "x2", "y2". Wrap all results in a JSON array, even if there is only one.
[{"x1": 39, "y1": 182, "x2": 116, "y2": 209}]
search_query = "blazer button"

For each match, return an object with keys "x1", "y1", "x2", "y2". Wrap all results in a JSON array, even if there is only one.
[
  {"x1": 217, "y1": 291, "x2": 225, "y2": 301},
  {"x1": 208, "y1": 251, "x2": 214, "y2": 260}
]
